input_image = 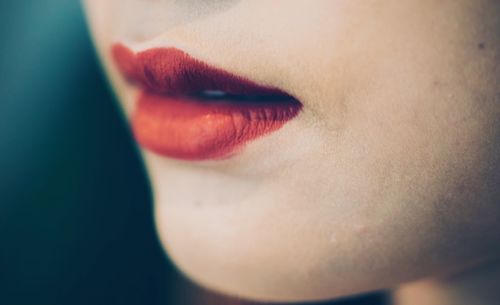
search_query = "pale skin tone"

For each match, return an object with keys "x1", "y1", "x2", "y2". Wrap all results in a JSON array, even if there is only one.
[{"x1": 83, "y1": 1, "x2": 500, "y2": 304}]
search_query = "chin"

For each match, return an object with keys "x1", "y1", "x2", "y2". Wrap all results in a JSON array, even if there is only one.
[
  {"x1": 147, "y1": 153, "x2": 500, "y2": 303},
  {"x1": 154, "y1": 207, "x2": 358, "y2": 302},
  {"x1": 150, "y1": 173, "x2": 392, "y2": 302}
]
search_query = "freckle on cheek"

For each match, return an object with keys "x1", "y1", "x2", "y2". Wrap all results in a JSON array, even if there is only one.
[
  {"x1": 330, "y1": 233, "x2": 338, "y2": 243},
  {"x1": 354, "y1": 224, "x2": 368, "y2": 235}
]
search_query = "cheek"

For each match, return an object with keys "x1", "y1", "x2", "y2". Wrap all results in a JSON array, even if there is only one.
[
  {"x1": 84, "y1": 0, "x2": 500, "y2": 301},
  {"x1": 334, "y1": 38, "x2": 500, "y2": 280}
]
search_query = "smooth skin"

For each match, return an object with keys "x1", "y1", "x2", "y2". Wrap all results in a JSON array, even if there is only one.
[{"x1": 84, "y1": 1, "x2": 500, "y2": 304}]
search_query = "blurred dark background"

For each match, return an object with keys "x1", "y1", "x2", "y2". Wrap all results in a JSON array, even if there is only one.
[{"x1": 0, "y1": 2, "x2": 387, "y2": 305}]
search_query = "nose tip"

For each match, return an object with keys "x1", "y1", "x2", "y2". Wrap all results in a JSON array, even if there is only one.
[{"x1": 110, "y1": 0, "x2": 243, "y2": 45}]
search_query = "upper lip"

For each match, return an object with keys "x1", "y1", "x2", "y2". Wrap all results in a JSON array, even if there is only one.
[{"x1": 111, "y1": 43, "x2": 294, "y2": 98}]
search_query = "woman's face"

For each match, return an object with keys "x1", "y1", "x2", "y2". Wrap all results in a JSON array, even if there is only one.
[{"x1": 84, "y1": 0, "x2": 500, "y2": 302}]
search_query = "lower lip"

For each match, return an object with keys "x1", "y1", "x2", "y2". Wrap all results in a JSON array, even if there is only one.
[{"x1": 133, "y1": 91, "x2": 301, "y2": 160}]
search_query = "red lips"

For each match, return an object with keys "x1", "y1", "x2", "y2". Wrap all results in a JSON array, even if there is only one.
[{"x1": 111, "y1": 43, "x2": 302, "y2": 160}]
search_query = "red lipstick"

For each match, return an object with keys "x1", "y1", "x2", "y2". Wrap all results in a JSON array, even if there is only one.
[{"x1": 111, "y1": 43, "x2": 302, "y2": 160}]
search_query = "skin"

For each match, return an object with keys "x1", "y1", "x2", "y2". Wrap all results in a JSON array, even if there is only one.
[{"x1": 83, "y1": 0, "x2": 500, "y2": 303}]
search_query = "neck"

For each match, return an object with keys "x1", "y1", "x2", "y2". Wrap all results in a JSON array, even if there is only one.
[{"x1": 394, "y1": 260, "x2": 500, "y2": 305}]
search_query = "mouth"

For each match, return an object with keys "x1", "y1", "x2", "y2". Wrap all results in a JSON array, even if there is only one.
[{"x1": 111, "y1": 43, "x2": 302, "y2": 161}]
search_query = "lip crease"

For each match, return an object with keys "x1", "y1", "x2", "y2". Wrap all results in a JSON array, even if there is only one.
[{"x1": 111, "y1": 43, "x2": 302, "y2": 161}]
